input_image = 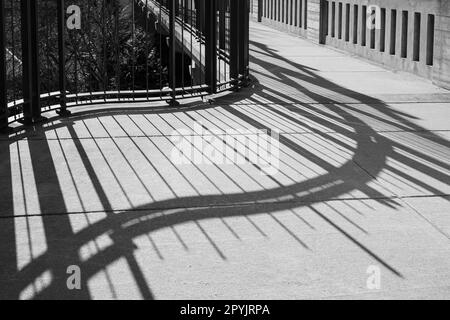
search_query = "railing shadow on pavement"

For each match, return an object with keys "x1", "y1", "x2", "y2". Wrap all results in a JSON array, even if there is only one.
[{"x1": 0, "y1": 35, "x2": 450, "y2": 300}]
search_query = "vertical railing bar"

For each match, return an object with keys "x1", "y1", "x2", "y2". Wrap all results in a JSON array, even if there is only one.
[
  {"x1": 75, "y1": 38, "x2": 79, "y2": 104},
  {"x1": 238, "y1": 0, "x2": 242, "y2": 78},
  {"x1": 159, "y1": 0, "x2": 162, "y2": 100},
  {"x1": 30, "y1": 0, "x2": 40, "y2": 120},
  {"x1": 181, "y1": 0, "x2": 186, "y2": 96},
  {"x1": 145, "y1": 0, "x2": 150, "y2": 100},
  {"x1": 45, "y1": 0, "x2": 50, "y2": 107},
  {"x1": 240, "y1": 0, "x2": 249, "y2": 80},
  {"x1": 20, "y1": 0, "x2": 41, "y2": 124},
  {"x1": 216, "y1": 2, "x2": 219, "y2": 87},
  {"x1": 190, "y1": 0, "x2": 193, "y2": 89},
  {"x1": 219, "y1": 0, "x2": 225, "y2": 50},
  {"x1": 10, "y1": 0, "x2": 17, "y2": 107},
  {"x1": 228, "y1": 0, "x2": 230, "y2": 83},
  {"x1": 197, "y1": 0, "x2": 201, "y2": 88},
  {"x1": 229, "y1": 0, "x2": 238, "y2": 81},
  {"x1": 86, "y1": 0, "x2": 93, "y2": 103},
  {"x1": 132, "y1": 0, "x2": 136, "y2": 101},
  {"x1": 0, "y1": 0, "x2": 8, "y2": 130},
  {"x1": 115, "y1": 1, "x2": 120, "y2": 101},
  {"x1": 73, "y1": 13, "x2": 79, "y2": 105},
  {"x1": 205, "y1": 0, "x2": 216, "y2": 94},
  {"x1": 56, "y1": 0, "x2": 70, "y2": 116},
  {"x1": 220, "y1": 0, "x2": 227, "y2": 50},
  {"x1": 102, "y1": 0, "x2": 107, "y2": 101},
  {"x1": 168, "y1": 0, "x2": 178, "y2": 105}
]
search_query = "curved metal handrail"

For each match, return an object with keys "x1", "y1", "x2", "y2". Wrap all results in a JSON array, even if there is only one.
[{"x1": 1, "y1": 0, "x2": 250, "y2": 129}]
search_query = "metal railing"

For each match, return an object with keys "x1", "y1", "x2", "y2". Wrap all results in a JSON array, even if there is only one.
[{"x1": 0, "y1": 0, "x2": 250, "y2": 129}]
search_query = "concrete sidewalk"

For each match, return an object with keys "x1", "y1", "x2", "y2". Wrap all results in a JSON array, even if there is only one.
[{"x1": 0, "y1": 22, "x2": 449, "y2": 300}]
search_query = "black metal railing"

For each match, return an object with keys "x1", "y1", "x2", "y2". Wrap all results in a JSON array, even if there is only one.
[{"x1": 0, "y1": 0, "x2": 250, "y2": 129}]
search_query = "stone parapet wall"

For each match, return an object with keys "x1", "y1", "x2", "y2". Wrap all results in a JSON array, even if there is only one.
[{"x1": 251, "y1": 0, "x2": 450, "y2": 89}]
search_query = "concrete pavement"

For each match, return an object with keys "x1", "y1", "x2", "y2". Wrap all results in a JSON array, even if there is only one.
[{"x1": 0, "y1": 22, "x2": 449, "y2": 300}]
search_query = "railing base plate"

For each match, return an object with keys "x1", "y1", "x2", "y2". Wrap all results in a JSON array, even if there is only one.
[
  {"x1": 18, "y1": 116, "x2": 48, "y2": 126},
  {"x1": 166, "y1": 99, "x2": 180, "y2": 108},
  {"x1": 56, "y1": 109, "x2": 72, "y2": 117}
]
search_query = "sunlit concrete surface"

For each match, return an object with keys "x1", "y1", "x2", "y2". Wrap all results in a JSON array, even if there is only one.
[{"x1": 1, "y1": 22, "x2": 450, "y2": 300}]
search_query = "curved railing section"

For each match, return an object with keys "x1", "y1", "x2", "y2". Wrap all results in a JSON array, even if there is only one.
[{"x1": 0, "y1": 0, "x2": 250, "y2": 129}]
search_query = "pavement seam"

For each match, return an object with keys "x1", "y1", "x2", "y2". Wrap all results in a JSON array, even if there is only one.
[
  {"x1": 1, "y1": 194, "x2": 449, "y2": 221},
  {"x1": 398, "y1": 197, "x2": 450, "y2": 241},
  {"x1": 2, "y1": 129, "x2": 450, "y2": 142},
  {"x1": 353, "y1": 159, "x2": 450, "y2": 241}
]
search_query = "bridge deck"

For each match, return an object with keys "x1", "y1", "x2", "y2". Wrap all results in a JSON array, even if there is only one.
[{"x1": 1, "y1": 22, "x2": 450, "y2": 300}]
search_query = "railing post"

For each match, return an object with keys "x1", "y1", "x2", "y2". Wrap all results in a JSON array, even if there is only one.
[
  {"x1": 218, "y1": 0, "x2": 226, "y2": 50},
  {"x1": 56, "y1": 0, "x2": 70, "y2": 117},
  {"x1": 20, "y1": 0, "x2": 42, "y2": 124},
  {"x1": 231, "y1": 0, "x2": 250, "y2": 83},
  {"x1": 168, "y1": 0, "x2": 179, "y2": 106},
  {"x1": 240, "y1": 0, "x2": 250, "y2": 79},
  {"x1": 205, "y1": 0, "x2": 217, "y2": 94},
  {"x1": 0, "y1": 0, "x2": 9, "y2": 131},
  {"x1": 230, "y1": 0, "x2": 239, "y2": 80}
]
